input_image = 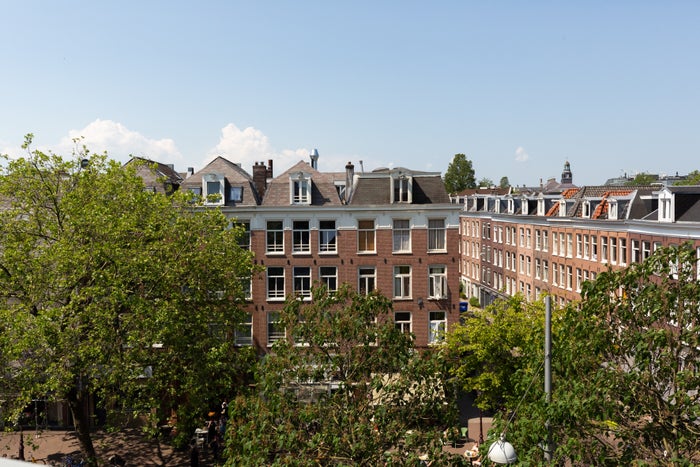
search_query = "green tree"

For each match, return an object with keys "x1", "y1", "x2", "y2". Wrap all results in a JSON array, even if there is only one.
[
  {"x1": 675, "y1": 169, "x2": 700, "y2": 185},
  {"x1": 443, "y1": 153, "x2": 476, "y2": 194},
  {"x1": 444, "y1": 295, "x2": 545, "y2": 413},
  {"x1": 225, "y1": 284, "x2": 463, "y2": 465},
  {"x1": 478, "y1": 177, "x2": 494, "y2": 188},
  {"x1": 0, "y1": 136, "x2": 256, "y2": 464},
  {"x1": 625, "y1": 172, "x2": 657, "y2": 185},
  {"x1": 499, "y1": 176, "x2": 510, "y2": 189},
  {"x1": 487, "y1": 244, "x2": 700, "y2": 465}
]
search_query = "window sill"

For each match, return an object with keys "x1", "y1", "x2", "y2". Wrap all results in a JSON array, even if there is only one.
[{"x1": 266, "y1": 251, "x2": 286, "y2": 256}]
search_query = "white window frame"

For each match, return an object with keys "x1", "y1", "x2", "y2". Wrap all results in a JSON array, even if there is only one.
[
  {"x1": 428, "y1": 265, "x2": 447, "y2": 299},
  {"x1": 659, "y1": 189, "x2": 673, "y2": 222},
  {"x1": 393, "y1": 265, "x2": 412, "y2": 299},
  {"x1": 393, "y1": 174, "x2": 412, "y2": 203},
  {"x1": 358, "y1": 267, "x2": 376, "y2": 295},
  {"x1": 394, "y1": 311, "x2": 412, "y2": 334},
  {"x1": 319, "y1": 266, "x2": 338, "y2": 294},
  {"x1": 290, "y1": 172, "x2": 311, "y2": 205},
  {"x1": 292, "y1": 220, "x2": 311, "y2": 253},
  {"x1": 429, "y1": 311, "x2": 447, "y2": 344},
  {"x1": 235, "y1": 313, "x2": 253, "y2": 346},
  {"x1": 358, "y1": 219, "x2": 376, "y2": 253},
  {"x1": 293, "y1": 266, "x2": 312, "y2": 299},
  {"x1": 266, "y1": 220, "x2": 284, "y2": 254},
  {"x1": 267, "y1": 311, "x2": 285, "y2": 346},
  {"x1": 428, "y1": 219, "x2": 446, "y2": 252},
  {"x1": 267, "y1": 267, "x2": 285, "y2": 300},
  {"x1": 319, "y1": 220, "x2": 337, "y2": 253},
  {"x1": 393, "y1": 219, "x2": 411, "y2": 253},
  {"x1": 203, "y1": 173, "x2": 225, "y2": 205},
  {"x1": 619, "y1": 238, "x2": 627, "y2": 265},
  {"x1": 601, "y1": 236, "x2": 609, "y2": 263}
]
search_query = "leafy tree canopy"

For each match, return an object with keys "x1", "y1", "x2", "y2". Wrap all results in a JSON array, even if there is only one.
[
  {"x1": 444, "y1": 295, "x2": 545, "y2": 412},
  {"x1": 0, "y1": 136, "x2": 257, "y2": 464},
  {"x1": 225, "y1": 284, "x2": 463, "y2": 465},
  {"x1": 443, "y1": 153, "x2": 476, "y2": 194},
  {"x1": 478, "y1": 177, "x2": 494, "y2": 188},
  {"x1": 499, "y1": 176, "x2": 510, "y2": 189},
  {"x1": 477, "y1": 244, "x2": 700, "y2": 465},
  {"x1": 625, "y1": 172, "x2": 657, "y2": 186}
]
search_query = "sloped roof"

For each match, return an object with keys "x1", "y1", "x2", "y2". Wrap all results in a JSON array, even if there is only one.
[
  {"x1": 261, "y1": 160, "x2": 345, "y2": 207},
  {"x1": 124, "y1": 157, "x2": 184, "y2": 194},
  {"x1": 349, "y1": 172, "x2": 451, "y2": 205},
  {"x1": 180, "y1": 156, "x2": 260, "y2": 206},
  {"x1": 669, "y1": 186, "x2": 700, "y2": 221}
]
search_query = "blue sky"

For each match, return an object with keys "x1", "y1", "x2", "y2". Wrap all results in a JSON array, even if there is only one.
[{"x1": 2, "y1": 1, "x2": 699, "y2": 186}]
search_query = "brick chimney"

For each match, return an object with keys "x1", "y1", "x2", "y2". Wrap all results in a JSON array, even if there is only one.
[{"x1": 253, "y1": 161, "x2": 268, "y2": 199}]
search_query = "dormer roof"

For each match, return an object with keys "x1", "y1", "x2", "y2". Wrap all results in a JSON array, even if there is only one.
[
  {"x1": 261, "y1": 160, "x2": 345, "y2": 206},
  {"x1": 349, "y1": 168, "x2": 450, "y2": 205},
  {"x1": 180, "y1": 156, "x2": 260, "y2": 206}
]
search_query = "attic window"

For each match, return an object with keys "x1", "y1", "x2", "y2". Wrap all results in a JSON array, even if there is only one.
[
  {"x1": 203, "y1": 173, "x2": 225, "y2": 205},
  {"x1": 393, "y1": 174, "x2": 412, "y2": 203},
  {"x1": 659, "y1": 190, "x2": 673, "y2": 222},
  {"x1": 290, "y1": 172, "x2": 311, "y2": 204},
  {"x1": 558, "y1": 199, "x2": 567, "y2": 217},
  {"x1": 582, "y1": 200, "x2": 591, "y2": 218},
  {"x1": 507, "y1": 198, "x2": 514, "y2": 214},
  {"x1": 537, "y1": 198, "x2": 545, "y2": 216},
  {"x1": 608, "y1": 200, "x2": 618, "y2": 220},
  {"x1": 229, "y1": 186, "x2": 243, "y2": 203},
  {"x1": 335, "y1": 181, "x2": 346, "y2": 201}
]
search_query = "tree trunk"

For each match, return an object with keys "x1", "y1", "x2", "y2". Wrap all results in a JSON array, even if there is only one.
[{"x1": 67, "y1": 388, "x2": 98, "y2": 466}]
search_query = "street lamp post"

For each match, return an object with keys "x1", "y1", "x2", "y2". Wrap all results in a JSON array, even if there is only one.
[{"x1": 488, "y1": 295, "x2": 552, "y2": 464}]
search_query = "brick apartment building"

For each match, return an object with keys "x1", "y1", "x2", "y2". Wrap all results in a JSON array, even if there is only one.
[
  {"x1": 456, "y1": 163, "x2": 700, "y2": 308},
  {"x1": 175, "y1": 151, "x2": 463, "y2": 350}
]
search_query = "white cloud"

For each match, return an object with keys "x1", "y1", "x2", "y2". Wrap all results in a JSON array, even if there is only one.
[
  {"x1": 205, "y1": 123, "x2": 312, "y2": 175},
  {"x1": 55, "y1": 119, "x2": 184, "y2": 164},
  {"x1": 515, "y1": 146, "x2": 530, "y2": 162}
]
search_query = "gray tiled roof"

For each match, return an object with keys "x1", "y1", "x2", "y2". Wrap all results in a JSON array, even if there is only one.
[
  {"x1": 261, "y1": 161, "x2": 345, "y2": 207},
  {"x1": 181, "y1": 156, "x2": 260, "y2": 206},
  {"x1": 349, "y1": 173, "x2": 450, "y2": 205}
]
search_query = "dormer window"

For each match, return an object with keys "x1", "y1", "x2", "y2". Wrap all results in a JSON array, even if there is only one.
[
  {"x1": 335, "y1": 181, "x2": 346, "y2": 201},
  {"x1": 521, "y1": 197, "x2": 529, "y2": 215},
  {"x1": 290, "y1": 171, "x2": 311, "y2": 205},
  {"x1": 558, "y1": 199, "x2": 567, "y2": 217},
  {"x1": 537, "y1": 197, "x2": 545, "y2": 216},
  {"x1": 203, "y1": 173, "x2": 225, "y2": 205},
  {"x1": 229, "y1": 186, "x2": 243, "y2": 203},
  {"x1": 608, "y1": 200, "x2": 618, "y2": 220},
  {"x1": 392, "y1": 173, "x2": 412, "y2": 203},
  {"x1": 582, "y1": 200, "x2": 591, "y2": 218},
  {"x1": 658, "y1": 189, "x2": 673, "y2": 222},
  {"x1": 507, "y1": 198, "x2": 515, "y2": 214}
]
